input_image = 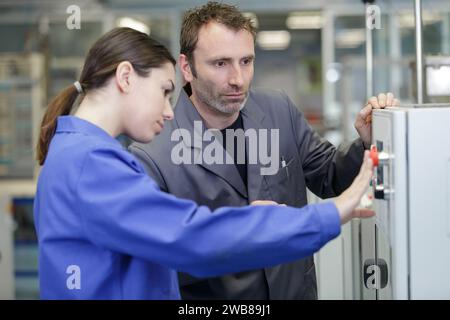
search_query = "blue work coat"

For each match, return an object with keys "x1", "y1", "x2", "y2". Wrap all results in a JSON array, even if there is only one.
[{"x1": 33, "y1": 116, "x2": 340, "y2": 299}]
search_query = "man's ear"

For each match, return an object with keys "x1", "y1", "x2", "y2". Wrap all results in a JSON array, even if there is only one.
[
  {"x1": 179, "y1": 54, "x2": 194, "y2": 82},
  {"x1": 115, "y1": 61, "x2": 133, "y2": 93}
]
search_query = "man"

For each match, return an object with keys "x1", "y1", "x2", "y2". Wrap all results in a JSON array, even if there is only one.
[{"x1": 130, "y1": 1, "x2": 398, "y2": 299}]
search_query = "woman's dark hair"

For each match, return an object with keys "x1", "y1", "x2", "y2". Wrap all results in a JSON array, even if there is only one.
[{"x1": 37, "y1": 27, "x2": 176, "y2": 165}]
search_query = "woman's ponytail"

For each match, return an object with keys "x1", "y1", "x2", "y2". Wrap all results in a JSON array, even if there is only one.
[{"x1": 37, "y1": 84, "x2": 80, "y2": 165}]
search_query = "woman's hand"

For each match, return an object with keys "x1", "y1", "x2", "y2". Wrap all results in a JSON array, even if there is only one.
[{"x1": 335, "y1": 151, "x2": 375, "y2": 224}]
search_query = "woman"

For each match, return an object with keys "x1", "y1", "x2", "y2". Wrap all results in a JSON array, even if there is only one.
[{"x1": 34, "y1": 27, "x2": 374, "y2": 299}]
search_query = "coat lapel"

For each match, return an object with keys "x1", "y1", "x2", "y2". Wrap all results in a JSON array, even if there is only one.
[
  {"x1": 174, "y1": 89, "x2": 248, "y2": 198},
  {"x1": 240, "y1": 92, "x2": 272, "y2": 202}
]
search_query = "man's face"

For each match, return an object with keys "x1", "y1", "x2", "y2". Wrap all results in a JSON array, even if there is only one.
[{"x1": 189, "y1": 21, "x2": 255, "y2": 114}]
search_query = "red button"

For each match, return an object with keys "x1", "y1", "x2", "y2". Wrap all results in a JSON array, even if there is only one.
[{"x1": 370, "y1": 145, "x2": 379, "y2": 167}]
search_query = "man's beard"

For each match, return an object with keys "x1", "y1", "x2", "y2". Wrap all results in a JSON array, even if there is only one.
[{"x1": 194, "y1": 82, "x2": 249, "y2": 114}]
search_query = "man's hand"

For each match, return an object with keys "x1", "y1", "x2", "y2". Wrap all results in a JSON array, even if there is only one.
[{"x1": 355, "y1": 92, "x2": 400, "y2": 148}]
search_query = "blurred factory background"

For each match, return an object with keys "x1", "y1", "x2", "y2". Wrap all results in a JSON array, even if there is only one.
[{"x1": 0, "y1": 0, "x2": 449, "y2": 299}]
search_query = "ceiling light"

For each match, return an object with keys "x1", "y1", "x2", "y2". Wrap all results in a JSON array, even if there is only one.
[
  {"x1": 397, "y1": 11, "x2": 441, "y2": 28},
  {"x1": 257, "y1": 30, "x2": 291, "y2": 50},
  {"x1": 335, "y1": 29, "x2": 365, "y2": 49},
  {"x1": 117, "y1": 17, "x2": 150, "y2": 35},
  {"x1": 286, "y1": 12, "x2": 323, "y2": 29}
]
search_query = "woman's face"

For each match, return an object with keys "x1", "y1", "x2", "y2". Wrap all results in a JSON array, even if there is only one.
[{"x1": 123, "y1": 62, "x2": 175, "y2": 142}]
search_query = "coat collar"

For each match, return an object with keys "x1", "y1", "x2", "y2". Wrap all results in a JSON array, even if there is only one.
[
  {"x1": 56, "y1": 115, "x2": 121, "y2": 147},
  {"x1": 172, "y1": 87, "x2": 269, "y2": 201}
]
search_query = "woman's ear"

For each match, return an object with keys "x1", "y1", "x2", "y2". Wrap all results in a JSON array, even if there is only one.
[{"x1": 115, "y1": 61, "x2": 134, "y2": 93}]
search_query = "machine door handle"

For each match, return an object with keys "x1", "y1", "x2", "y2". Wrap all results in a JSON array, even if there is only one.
[{"x1": 370, "y1": 145, "x2": 394, "y2": 200}]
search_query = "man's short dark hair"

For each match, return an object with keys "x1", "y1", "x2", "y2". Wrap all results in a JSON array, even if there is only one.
[{"x1": 180, "y1": 1, "x2": 256, "y2": 77}]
